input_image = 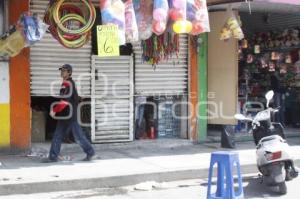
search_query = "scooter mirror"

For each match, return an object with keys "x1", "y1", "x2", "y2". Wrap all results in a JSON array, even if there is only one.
[
  {"x1": 265, "y1": 90, "x2": 274, "y2": 108},
  {"x1": 234, "y1": 114, "x2": 248, "y2": 121}
]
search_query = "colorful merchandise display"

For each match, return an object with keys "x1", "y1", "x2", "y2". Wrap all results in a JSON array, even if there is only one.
[
  {"x1": 44, "y1": 0, "x2": 96, "y2": 48},
  {"x1": 100, "y1": 0, "x2": 126, "y2": 45},
  {"x1": 125, "y1": 0, "x2": 139, "y2": 43},
  {"x1": 133, "y1": 0, "x2": 153, "y2": 40},
  {"x1": 187, "y1": 0, "x2": 210, "y2": 35},
  {"x1": 141, "y1": 32, "x2": 179, "y2": 65},
  {"x1": 152, "y1": 0, "x2": 169, "y2": 35}
]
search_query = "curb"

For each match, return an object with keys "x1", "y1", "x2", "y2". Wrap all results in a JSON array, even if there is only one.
[{"x1": 1, "y1": 159, "x2": 299, "y2": 196}]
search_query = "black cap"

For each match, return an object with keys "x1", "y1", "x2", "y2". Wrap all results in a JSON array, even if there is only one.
[{"x1": 59, "y1": 64, "x2": 72, "y2": 73}]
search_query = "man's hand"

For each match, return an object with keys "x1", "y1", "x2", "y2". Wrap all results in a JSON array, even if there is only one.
[{"x1": 50, "y1": 110, "x2": 56, "y2": 118}]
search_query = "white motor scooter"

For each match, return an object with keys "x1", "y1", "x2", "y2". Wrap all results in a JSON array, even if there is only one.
[{"x1": 235, "y1": 90, "x2": 298, "y2": 194}]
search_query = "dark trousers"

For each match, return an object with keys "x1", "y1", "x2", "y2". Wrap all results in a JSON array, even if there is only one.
[{"x1": 49, "y1": 120, "x2": 94, "y2": 160}]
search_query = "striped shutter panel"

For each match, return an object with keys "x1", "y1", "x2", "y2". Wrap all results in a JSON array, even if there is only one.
[
  {"x1": 91, "y1": 56, "x2": 134, "y2": 143},
  {"x1": 30, "y1": 0, "x2": 95, "y2": 97},
  {"x1": 133, "y1": 34, "x2": 189, "y2": 96}
]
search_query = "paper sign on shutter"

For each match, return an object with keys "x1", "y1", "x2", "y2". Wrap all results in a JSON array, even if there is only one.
[{"x1": 97, "y1": 25, "x2": 120, "y2": 57}]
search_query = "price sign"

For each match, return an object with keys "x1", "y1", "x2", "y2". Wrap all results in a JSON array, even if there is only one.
[{"x1": 97, "y1": 25, "x2": 120, "y2": 57}]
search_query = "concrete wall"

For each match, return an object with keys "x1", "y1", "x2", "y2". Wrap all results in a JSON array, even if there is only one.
[
  {"x1": 0, "y1": 62, "x2": 10, "y2": 147},
  {"x1": 8, "y1": 0, "x2": 31, "y2": 150}
]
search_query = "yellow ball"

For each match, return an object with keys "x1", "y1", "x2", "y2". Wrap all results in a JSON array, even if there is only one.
[{"x1": 173, "y1": 20, "x2": 192, "y2": 34}]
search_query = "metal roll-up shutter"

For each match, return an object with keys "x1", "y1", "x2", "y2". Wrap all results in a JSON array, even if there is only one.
[
  {"x1": 133, "y1": 34, "x2": 189, "y2": 96},
  {"x1": 91, "y1": 56, "x2": 134, "y2": 143},
  {"x1": 30, "y1": 0, "x2": 95, "y2": 97}
]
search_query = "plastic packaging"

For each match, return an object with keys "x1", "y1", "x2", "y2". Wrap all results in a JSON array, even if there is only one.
[
  {"x1": 170, "y1": 0, "x2": 192, "y2": 34},
  {"x1": 125, "y1": 0, "x2": 139, "y2": 43},
  {"x1": 187, "y1": 0, "x2": 210, "y2": 35},
  {"x1": 19, "y1": 13, "x2": 48, "y2": 46},
  {"x1": 0, "y1": 28, "x2": 26, "y2": 57},
  {"x1": 152, "y1": 0, "x2": 169, "y2": 35},
  {"x1": 220, "y1": 8, "x2": 244, "y2": 41},
  {"x1": 101, "y1": 0, "x2": 126, "y2": 45},
  {"x1": 133, "y1": 0, "x2": 153, "y2": 40}
]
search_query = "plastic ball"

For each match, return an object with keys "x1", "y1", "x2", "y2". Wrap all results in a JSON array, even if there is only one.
[
  {"x1": 173, "y1": 20, "x2": 192, "y2": 34},
  {"x1": 152, "y1": 20, "x2": 166, "y2": 35},
  {"x1": 169, "y1": 8, "x2": 184, "y2": 21},
  {"x1": 191, "y1": 21, "x2": 204, "y2": 35}
]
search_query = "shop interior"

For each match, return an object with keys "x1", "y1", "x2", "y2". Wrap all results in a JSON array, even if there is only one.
[
  {"x1": 237, "y1": 11, "x2": 300, "y2": 131},
  {"x1": 207, "y1": 3, "x2": 300, "y2": 137},
  {"x1": 134, "y1": 95, "x2": 188, "y2": 140}
]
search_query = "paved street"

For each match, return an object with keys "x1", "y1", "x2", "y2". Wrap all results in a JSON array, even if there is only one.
[
  {"x1": 1, "y1": 137, "x2": 300, "y2": 197},
  {"x1": 1, "y1": 175, "x2": 299, "y2": 199}
]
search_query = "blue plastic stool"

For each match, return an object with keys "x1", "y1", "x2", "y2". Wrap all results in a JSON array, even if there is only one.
[{"x1": 207, "y1": 151, "x2": 244, "y2": 199}]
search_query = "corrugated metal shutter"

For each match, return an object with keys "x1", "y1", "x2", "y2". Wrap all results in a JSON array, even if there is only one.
[
  {"x1": 30, "y1": 0, "x2": 97, "y2": 97},
  {"x1": 133, "y1": 34, "x2": 189, "y2": 96},
  {"x1": 91, "y1": 55, "x2": 134, "y2": 143}
]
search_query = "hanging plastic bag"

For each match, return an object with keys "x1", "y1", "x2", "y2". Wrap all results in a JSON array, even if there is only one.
[
  {"x1": 0, "y1": 27, "x2": 26, "y2": 57},
  {"x1": 220, "y1": 8, "x2": 244, "y2": 41},
  {"x1": 187, "y1": 0, "x2": 210, "y2": 35},
  {"x1": 152, "y1": 0, "x2": 169, "y2": 35},
  {"x1": 125, "y1": 0, "x2": 139, "y2": 43},
  {"x1": 170, "y1": 0, "x2": 192, "y2": 34},
  {"x1": 133, "y1": 0, "x2": 153, "y2": 40},
  {"x1": 19, "y1": 13, "x2": 48, "y2": 46},
  {"x1": 100, "y1": 0, "x2": 126, "y2": 45}
]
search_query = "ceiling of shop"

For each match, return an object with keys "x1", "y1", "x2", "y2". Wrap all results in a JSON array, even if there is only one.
[{"x1": 209, "y1": 2, "x2": 300, "y2": 35}]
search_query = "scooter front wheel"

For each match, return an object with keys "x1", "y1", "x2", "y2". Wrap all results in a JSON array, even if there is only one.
[{"x1": 278, "y1": 182, "x2": 287, "y2": 195}]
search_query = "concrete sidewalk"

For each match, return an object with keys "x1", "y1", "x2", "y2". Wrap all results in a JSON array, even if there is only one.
[{"x1": 1, "y1": 138, "x2": 300, "y2": 196}]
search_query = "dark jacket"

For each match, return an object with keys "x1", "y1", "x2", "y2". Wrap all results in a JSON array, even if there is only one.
[{"x1": 53, "y1": 77, "x2": 79, "y2": 121}]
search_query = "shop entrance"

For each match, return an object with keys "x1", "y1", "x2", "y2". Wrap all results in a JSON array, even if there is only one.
[{"x1": 237, "y1": 11, "x2": 300, "y2": 131}]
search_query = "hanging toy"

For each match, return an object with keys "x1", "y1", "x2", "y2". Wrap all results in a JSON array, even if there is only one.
[
  {"x1": 125, "y1": 0, "x2": 139, "y2": 43},
  {"x1": 133, "y1": 0, "x2": 153, "y2": 40},
  {"x1": 170, "y1": 0, "x2": 192, "y2": 34},
  {"x1": 220, "y1": 7, "x2": 244, "y2": 41},
  {"x1": 100, "y1": 0, "x2": 126, "y2": 45},
  {"x1": 152, "y1": 0, "x2": 169, "y2": 35},
  {"x1": 187, "y1": 0, "x2": 210, "y2": 35},
  {"x1": 269, "y1": 62, "x2": 276, "y2": 72},
  {"x1": 44, "y1": 0, "x2": 96, "y2": 49}
]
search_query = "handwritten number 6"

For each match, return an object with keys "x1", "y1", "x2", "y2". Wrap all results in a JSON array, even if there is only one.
[{"x1": 104, "y1": 39, "x2": 113, "y2": 53}]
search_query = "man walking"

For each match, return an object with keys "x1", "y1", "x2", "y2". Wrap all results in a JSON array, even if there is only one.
[{"x1": 43, "y1": 64, "x2": 95, "y2": 162}]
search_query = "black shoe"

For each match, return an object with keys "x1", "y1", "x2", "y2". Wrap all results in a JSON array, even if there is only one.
[
  {"x1": 82, "y1": 154, "x2": 96, "y2": 161},
  {"x1": 41, "y1": 158, "x2": 58, "y2": 163}
]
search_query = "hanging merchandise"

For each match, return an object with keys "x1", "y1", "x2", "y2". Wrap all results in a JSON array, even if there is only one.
[
  {"x1": 0, "y1": 27, "x2": 26, "y2": 57},
  {"x1": 269, "y1": 62, "x2": 276, "y2": 72},
  {"x1": 133, "y1": 0, "x2": 153, "y2": 40},
  {"x1": 141, "y1": 32, "x2": 179, "y2": 65},
  {"x1": 170, "y1": 0, "x2": 192, "y2": 34},
  {"x1": 220, "y1": 7, "x2": 244, "y2": 41},
  {"x1": 100, "y1": 0, "x2": 126, "y2": 45},
  {"x1": 152, "y1": 0, "x2": 169, "y2": 35},
  {"x1": 254, "y1": 45, "x2": 260, "y2": 54},
  {"x1": 187, "y1": 0, "x2": 210, "y2": 35},
  {"x1": 44, "y1": 0, "x2": 96, "y2": 49},
  {"x1": 0, "y1": 12, "x2": 48, "y2": 57},
  {"x1": 19, "y1": 13, "x2": 48, "y2": 46},
  {"x1": 125, "y1": 0, "x2": 139, "y2": 43}
]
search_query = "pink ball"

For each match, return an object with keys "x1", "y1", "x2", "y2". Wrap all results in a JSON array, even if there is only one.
[{"x1": 153, "y1": 20, "x2": 166, "y2": 35}]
